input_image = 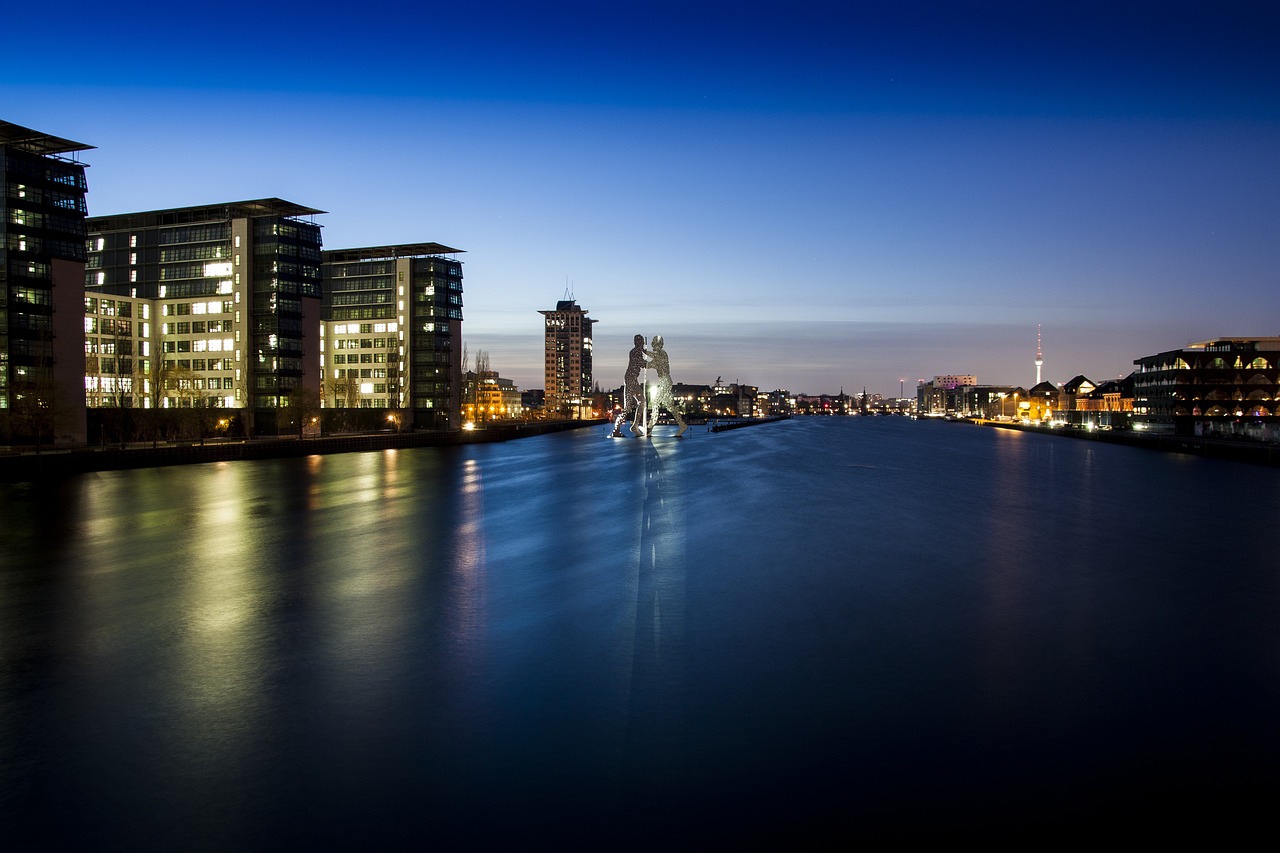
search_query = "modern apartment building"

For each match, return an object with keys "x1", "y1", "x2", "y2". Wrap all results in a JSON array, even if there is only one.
[
  {"x1": 86, "y1": 199, "x2": 324, "y2": 434},
  {"x1": 539, "y1": 298, "x2": 596, "y2": 417},
  {"x1": 1134, "y1": 337, "x2": 1280, "y2": 437},
  {"x1": 321, "y1": 243, "x2": 463, "y2": 429},
  {"x1": 1, "y1": 120, "x2": 91, "y2": 445}
]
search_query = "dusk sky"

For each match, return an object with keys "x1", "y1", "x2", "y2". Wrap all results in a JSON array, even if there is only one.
[{"x1": 7, "y1": 1, "x2": 1277, "y2": 396}]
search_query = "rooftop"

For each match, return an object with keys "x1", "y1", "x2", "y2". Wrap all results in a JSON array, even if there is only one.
[
  {"x1": 0, "y1": 119, "x2": 94, "y2": 156},
  {"x1": 88, "y1": 198, "x2": 325, "y2": 230},
  {"x1": 1188, "y1": 337, "x2": 1280, "y2": 351},
  {"x1": 324, "y1": 243, "x2": 464, "y2": 262}
]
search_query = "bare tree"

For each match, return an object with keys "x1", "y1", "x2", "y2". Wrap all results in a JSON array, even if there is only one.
[
  {"x1": 9, "y1": 373, "x2": 63, "y2": 453},
  {"x1": 284, "y1": 385, "x2": 322, "y2": 438}
]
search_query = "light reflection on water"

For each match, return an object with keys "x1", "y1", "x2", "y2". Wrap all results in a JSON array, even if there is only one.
[{"x1": 2, "y1": 420, "x2": 1280, "y2": 846}]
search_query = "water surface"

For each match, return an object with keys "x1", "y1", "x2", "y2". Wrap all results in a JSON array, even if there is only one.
[{"x1": 3, "y1": 419, "x2": 1277, "y2": 846}]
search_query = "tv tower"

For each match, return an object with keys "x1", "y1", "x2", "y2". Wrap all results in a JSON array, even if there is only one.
[{"x1": 1034, "y1": 325, "x2": 1044, "y2": 385}]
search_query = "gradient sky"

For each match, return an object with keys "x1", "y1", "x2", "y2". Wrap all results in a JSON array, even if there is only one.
[{"x1": 7, "y1": 1, "x2": 1277, "y2": 395}]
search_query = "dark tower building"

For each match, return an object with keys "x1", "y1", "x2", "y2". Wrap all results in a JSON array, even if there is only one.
[
  {"x1": 321, "y1": 243, "x2": 464, "y2": 429},
  {"x1": 1, "y1": 120, "x2": 92, "y2": 445}
]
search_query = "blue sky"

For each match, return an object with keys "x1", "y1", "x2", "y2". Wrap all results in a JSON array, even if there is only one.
[{"x1": 7, "y1": 1, "x2": 1277, "y2": 395}]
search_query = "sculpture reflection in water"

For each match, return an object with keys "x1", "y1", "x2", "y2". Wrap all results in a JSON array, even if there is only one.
[{"x1": 612, "y1": 334, "x2": 688, "y2": 438}]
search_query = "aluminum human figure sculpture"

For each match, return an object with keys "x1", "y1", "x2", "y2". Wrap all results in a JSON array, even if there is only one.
[
  {"x1": 645, "y1": 335, "x2": 687, "y2": 437},
  {"x1": 613, "y1": 334, "x2": 650, "y2": 437}
]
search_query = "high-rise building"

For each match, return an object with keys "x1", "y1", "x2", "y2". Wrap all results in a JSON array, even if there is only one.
[
  {"x1": 1, "y1": 120, "x2": 92, "y2": 446},
  {"x1": 321, "y1": 243, "x2": 463, "y2": 429},
  {"x1": 539, "y1": 298, "x2": 596, "y2": 417},
  {"x1": 86, "y1": 199, "x2": 324, "y2": 434}
]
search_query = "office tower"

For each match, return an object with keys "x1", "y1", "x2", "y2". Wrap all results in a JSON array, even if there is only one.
[
  {"x1": 86, "y1": 199, "x2": 324, "y2": 434},
  {"x1": 539, "y1": 298, "x2": 596, "y2": 417},
  {"x1": 321, "y1": 243, "x2": 463, "y2": 429},
  {"x1": 1, "y1": 120, "x2": 91, "y2": 445}
]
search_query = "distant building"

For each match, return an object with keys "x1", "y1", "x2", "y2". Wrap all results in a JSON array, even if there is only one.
[
  {"x1": 464, "y1": 369, "x2": 523, "y2": 422},
  {"x1": 321, "y1": 243, "x2": 463, "y2": 429},
  {"x1": 1025, "y1": 381, "x2": 1058, "y2": 421},
  {"x1": 933, "y1": 374, "x2": 976, "y2": 390},
  {"x1": 86, "y1": 199, "x2": 325, "y2": 434},
  {"x1": 954, "y1": 385, "x2": 1024, "y2": 419},
  {"x1": 916, "y1": 380, "x2": 947, "y2": 415},
  {"x1": 1134, "y1": 337, "x2": 1280, "y2": 439},
  {"x1": 1067, "y1": 374, "x2": 1134, "y2": 429},
  {"x1": 539, "y1": 299, "x2": 596, "y2": 418},
  {"x1": 521, "y1": 388, "x2": 545, "y2": 411},
  {"x1": 1, "y1": 120, "x2": 92, "y2": 445}
]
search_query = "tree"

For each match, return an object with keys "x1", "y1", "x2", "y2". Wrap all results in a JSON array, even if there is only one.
[
  {"x1": 9, "y1": 373, "x2": 63, "y2": 453},
  {"x1": 284, "y1": 386, "x2": 322, "y2": 438}
]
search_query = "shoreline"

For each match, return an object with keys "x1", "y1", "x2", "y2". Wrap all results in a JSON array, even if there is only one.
[
  {"x1": 0, "y1": 420, "x2": 606, "y2": 482},
  {"x1": 963, "y1": 418, "x2": 1280, "y2": 467}
]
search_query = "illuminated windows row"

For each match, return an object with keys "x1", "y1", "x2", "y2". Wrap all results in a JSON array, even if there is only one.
[{"x1": 330, "y1": 322, "x2": 397, "y2": 334}]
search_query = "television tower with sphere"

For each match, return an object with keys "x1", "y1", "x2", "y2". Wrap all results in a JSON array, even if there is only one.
[{"x1": 1034, "y1": 325, "x2": 1044, "y2": 385}]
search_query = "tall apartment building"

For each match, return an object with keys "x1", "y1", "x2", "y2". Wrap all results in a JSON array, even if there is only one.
[
  {"x1": 539, "y1": 298, "x2": 596, "y2": 417},
  {"x1": 86, "y1": 199, "x2": 324, "y2": 434},
  {"x1": 1, "y1": 120, "x2": 91, "y2": 445},
  {"x1": 321, "y1": 243, "x2": 463, "y2": 429}
]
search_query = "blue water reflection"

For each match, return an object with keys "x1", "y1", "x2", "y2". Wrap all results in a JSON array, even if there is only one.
[{"x1": 2, "y1": 420, "x2": 1278, "y2": 846}]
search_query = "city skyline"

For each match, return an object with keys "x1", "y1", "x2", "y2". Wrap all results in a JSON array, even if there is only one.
[{"x1": 7, "y1": 1, "x2": 1277, "y2": 396}]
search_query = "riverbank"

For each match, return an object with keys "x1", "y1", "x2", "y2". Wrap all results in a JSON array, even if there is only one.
[
  {"x1": 709, "y1": 415, "x2": 792, "y2": 432},
  {"x1": 967, "y1": 418, "x2": 1280, "y2": 467},
  {"x1": 0, "y1": 419, "x2": 606, "y2": 482}
]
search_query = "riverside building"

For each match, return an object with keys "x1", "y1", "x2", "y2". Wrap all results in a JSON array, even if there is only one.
[
  {"x1": 320, "y1": 243, "x2": 463, "y2": 429},
  {"x1": 1, "y1": 120, "x2": 92, "y2": 446},
  {"x1": 85, "y1": 199, "x2": 324, "y2": 434},
  {"x1": 1134, "y1": 337, "x2": 1280, "y2": 439},
  {"x1": 539, "y1": 298, "x2": 596, "y2": 418}
]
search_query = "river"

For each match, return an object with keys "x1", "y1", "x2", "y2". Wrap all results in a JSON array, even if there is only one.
[{"x1": 2, "y1": 418, "x2": 1277, "y2": 847}]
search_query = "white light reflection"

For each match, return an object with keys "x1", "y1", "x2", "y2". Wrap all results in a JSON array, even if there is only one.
[
  {"x1": 446, "y1": 457, "x2": 488, "y2": 672},
  {"x1": 614, "y1": 439, "x2": 687, "y2": 777}
]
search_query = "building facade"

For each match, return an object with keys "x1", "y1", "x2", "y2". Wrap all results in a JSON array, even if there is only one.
[
  {"x1": 539, "y1": 299, "x2": 596, "y2": 417},
  {"x1": 86, "y1": 199, "x2": 324, "y2": 434},
  {"x1": 321, "y1": 243, "x2": 463, "y2": 429},
  {"x1": 1, "y1": 120, "x2": 91, "y2": 445},
  {"x1": 1134, "y1": 337, "x2": 1280, "y2": 438}
]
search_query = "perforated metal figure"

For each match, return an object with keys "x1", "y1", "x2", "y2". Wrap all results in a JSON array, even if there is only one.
[
  {"x1": 613, "y1": 334, "x2": 650, "y2": 436},
  {"x1": 645, "y1": 335, "x2": 687, "y2": 437}
]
